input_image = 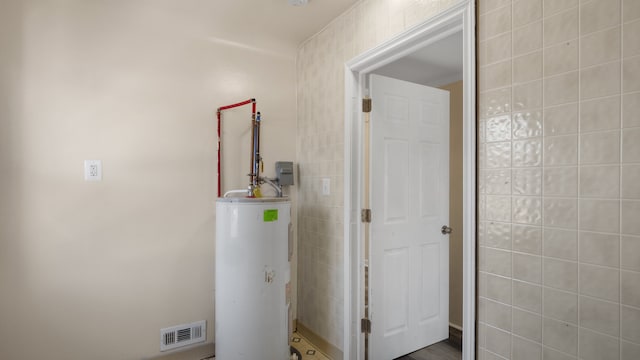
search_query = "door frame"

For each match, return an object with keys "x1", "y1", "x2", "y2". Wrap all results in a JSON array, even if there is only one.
[{"x1": 342, "y1": 2, "x2": 476, "y2": 360}]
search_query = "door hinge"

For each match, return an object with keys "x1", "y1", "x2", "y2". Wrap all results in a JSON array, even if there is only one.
[
  {"x1": 362, "y1": 98, "x2": 372, "y2": 113},
  {"x1": 361, "y1": 318, "x2": 371, "y2": 334},
  {"x1": 361, "y1": 208, "x2": 372, "y2": 223}
]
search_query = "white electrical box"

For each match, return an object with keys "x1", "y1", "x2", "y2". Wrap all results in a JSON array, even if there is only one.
[{"x1": 84, "y1": 160, "x2": 102, "y2": 181}]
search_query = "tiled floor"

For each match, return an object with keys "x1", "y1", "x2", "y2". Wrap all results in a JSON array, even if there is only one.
[
  {"x1": 395, "y1": 340, "x2": 462, "y2": 360},
  {"x1": 290, "y1": 332, "x2": 331, "y2": 360},
  {"x1": 155, "y1": 333, "x2": 458, "y2": 360},
  {"x1": 153, "y1": 331, "x2": 327, "y2": 360}
]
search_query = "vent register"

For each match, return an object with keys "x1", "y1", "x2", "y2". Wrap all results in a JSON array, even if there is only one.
[{"x1": 160, "y1": 320, "x2": 206, "y2": 351}]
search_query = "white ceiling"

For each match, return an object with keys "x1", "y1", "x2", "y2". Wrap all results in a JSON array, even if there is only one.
[
  {"x1": 372, "y1": 31, "x2": 463, "y2": 87},
  {"x1": 208, "y1": 0, "x2": 360, "y2": 54}
]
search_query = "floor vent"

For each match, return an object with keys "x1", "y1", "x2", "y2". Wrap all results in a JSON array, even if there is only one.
[{"x1": 160, "y1": 320, "x2": 206, "y2": 352}]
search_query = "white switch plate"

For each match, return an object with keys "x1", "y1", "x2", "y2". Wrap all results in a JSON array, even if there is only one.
[
  {"x1": 84, "y1": 160, "x2": 102, "y2": 181},
  {"x1": 322, "y1": 178, "x2": 330, "y2": 196}
]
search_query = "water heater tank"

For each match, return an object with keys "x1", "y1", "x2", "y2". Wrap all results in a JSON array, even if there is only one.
[{"x1": 215, "y1": 197, "x2": 291, "y2": 360}]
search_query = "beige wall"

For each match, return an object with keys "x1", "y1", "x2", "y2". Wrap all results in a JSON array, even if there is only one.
[
  {"x1": 441, "y1": 80, "x2": 464, "y2": 330},
  {"x1": 296, "y1": 0, "x2": 463, "y2": 350},
  {"x1": 478, "y1": 0, "x2": 640, "y2": 359},
  {"x1": 0, "y1": 1, "x2": 296, "y2": 359}
]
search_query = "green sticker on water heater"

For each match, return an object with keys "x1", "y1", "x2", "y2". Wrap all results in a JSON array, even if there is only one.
[{"x1": 264, "y1": 209, "x2": 278, "y2": 222}]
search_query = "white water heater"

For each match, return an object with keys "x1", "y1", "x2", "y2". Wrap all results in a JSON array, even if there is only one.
[{"x1": 215, "y1": 197, "x2": 292, "y2": 360}]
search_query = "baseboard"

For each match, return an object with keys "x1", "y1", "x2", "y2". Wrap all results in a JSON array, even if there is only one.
[
  {"x1": 296, "y1": 321, "x2": 343, "y2": 360},
  {"x1": 448, "y1": 325, "x2": 463, "y2": 350},
  {"x1": 149, "y1": 342, "x2": 214, "y2": 360}
]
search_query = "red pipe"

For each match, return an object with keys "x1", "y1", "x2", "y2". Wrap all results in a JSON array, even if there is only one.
[{"x1": 216, "y1": 98, "x2": 256, "y2": 197}]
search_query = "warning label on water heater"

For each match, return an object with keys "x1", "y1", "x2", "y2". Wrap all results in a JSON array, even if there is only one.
[{"x1": 264, "y1": 209, "x2": 278, "y2": 222}]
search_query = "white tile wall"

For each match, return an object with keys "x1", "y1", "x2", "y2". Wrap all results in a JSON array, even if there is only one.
[{"x1": 478, "y1": 0, "x2": 640, "y2": 359}]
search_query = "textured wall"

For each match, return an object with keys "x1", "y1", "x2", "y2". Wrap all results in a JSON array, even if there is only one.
[
  {"x1": 296, "y1": 0, "x2": 462, "y2": 350},
  {"x1": 477, "y1": 0, "x2": 640, "y2": 359}
]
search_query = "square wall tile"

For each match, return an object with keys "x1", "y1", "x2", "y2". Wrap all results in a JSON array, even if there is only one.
[
  {"x1": 622, "y1": 128, "x2": 640, "y2": 163},
  {"x1": 485, "y1": 272, "x2": 512, "y2": 303},
  {"x1": 513, "y1": 224, "x2": 542, "y2": 255},
  {"x1": 544, "y1": 103, "x2": 578, "y2": 136},
  {"x1": 513, "y1": 0, "x2": 542, "y2": 26},
  {"x1": 513, "y1": 197, "x2": 542, "y2": 225},
  {"x1": 544, "y1": 71, "x2": 579, "y2": 106},
  {"x1": 514, "y1": 80, "x2": 543, "y2": 111},
  {"x1": 544, "y1": 39, "x2": 578, "y2": 76},
  {"x1": 580, "y1": 263, "x2": 620, "y2": 302},
  {"x1": 543, "y1": 198, "x2": 577, "y2": 229},
  {"x1": 481, "y1": 246, "x2": 512, "y2": 277},
  {"x1": 513, "y1": 308, "x2": 543, "y2": 342},
  {"x1": 513, "y1": 168, "x2": 542, "y2": 195},
  {"x1": 543, "y1": 317, "x2": 578, "y2": 355},
  {"x1": 486, "y1": 115, "x2": 512, "y2": 142},
  {"x1": 485, "y1": 325, "x2": 511, "y2": 358},
  {"x1": 624, "y1": 0, "x2": 640, "y2": 22},
  {"x1": 580, "y1": 61, "x2": 621, "y2": 100},
  {"x1": 514, "y1": 51, "x2": 542, "y2": 84},
  {"x1": 623, "y1": 92, "x2": 640, "y2": 128},
  {"x1": 486, "y1": 142, "x2": 512, "y2": 168},
  {"x1": 480, "y1": 87, "x2": 512, "y2": 118},
  {"x1": 484, "y1": 298, "x2": 513, "y2": 331},
  {"x1": 579, "y1": 165, "x2": 620, "y2": 198},
  {"x1": 543, "y1": 0, "x2": 577, "y2": 17},
  {"x1": 513, "y1": 253, "x2": 542, "y2": 283},
  {"x1": 580, "y1": 26, "x2": 621, "y2": 68},
  {"x1": 622, "y1": 341, "x2": 640, "y2": 360},
  {"x1": 579, "y1": 0, "x2": 621, "y2": 35},
  {"x1": 486, "y1": 221, "x2": 512, "y2": 249},
  {"x1": 544, "y1": 228, "x2": 577, "y2": 260},
  {"x1": 485, "y1": 169, "x2": 512, "y2": 195},
  {"x1": 543, "y1": 347, "x2": 577, "y2": 360},
  {"x1": 513, "y1": 139, "x2": 542, "y2": 167},
  {"x1": 514, "y1": 21, "x2": 542, "y2": 56},
  {"x1": 544, "y1": 135, "x2": 578, "y2": 166},
  {"x1": 544, "y1": 287, "x2": 578, "y2": 324},
  {"x1": 544, "y1": 167, "x2": 578, "y2": 196},
  {"x1": 623, "y1": 56, "x2": 640, "y2": 92},
  {"x1": 469, "y1": 0, "x2": 496, "y2": 14},
  {"x1": 486, "y1": 195, "x2": 512, "y2": 222},
  {"x1": 579, "y1": 296, "x2": 620, "y2": 336},
  {"x1": 486, "y1": 32, "x2": 512, "y2": 64},
  {"x1": 580, "y1": 96, "x2": 621, "y2": 132},
  {"x1": 621, "y1": 270, "x2": 640, "y2": 307},
  {"x1": 513, "y1": 280, "x2": 542, "y2": 313},
  {"x1": 579, "y1": 328, "x2": 620, "y2": 360},
  {"x1": 621, "y1": 235, "x2": 640, "y2": 271},
  {"x1": 580, "y1": 131, "x2": 620, "y2": 165},
  {"x1": 513, "y1": 111, "x2": 543, "y2": 139},
  {"x1": 621, "y1": 305, "x2": 640, "y2": 343},
  {"x1": 623, "y1": 20, "x2": 640, "y2": 58},
  {"x1": 544, "y1": 8, "x2": 579, "y2": 46},
  {"x1": 544, "y1": 258, "x2": 578, "y2": 292},
  {"x1": 579, "y1": 231, "x2": 620, "y2": 267},
  {"x1": 622, "y1": 200, "x2": 640, "y2": 236},
  {"x1": 512, "y1": 336, "x2": 542, "y2": 360},
  {"x1": 480, "y1": 4, "x2": 511, "y2": 40}
]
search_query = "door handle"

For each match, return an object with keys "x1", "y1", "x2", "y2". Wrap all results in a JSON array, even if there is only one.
[{"x1": 441, "y1": 225, "x2": 452, "y2": 235}]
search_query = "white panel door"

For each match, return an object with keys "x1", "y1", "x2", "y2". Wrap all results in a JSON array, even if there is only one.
[{"x1": 369, "y1": 74, "x2": 450, "y2": 360}]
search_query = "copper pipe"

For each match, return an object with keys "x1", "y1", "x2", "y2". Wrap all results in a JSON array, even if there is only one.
[{"x1": 216, "y1": 98, "x2": 256, "y2": 197}]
